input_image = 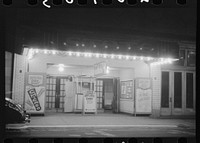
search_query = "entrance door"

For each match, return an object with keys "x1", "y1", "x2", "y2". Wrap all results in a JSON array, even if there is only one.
[
  {"x1": 95, "y1": 79, "x2": 103, "y2": 109},
  {"x1": 46, "y1": 76, "x2": 67, "y2": 112},
  {"x1": 64, "y1": 81, "x2": 75, "y2": 112},
  {"x1": 161, "y1": 71, "x2": 195, "y2": 116},
  {"x1": 103, "y1": 79, "x2": 114, "y2": 110}
]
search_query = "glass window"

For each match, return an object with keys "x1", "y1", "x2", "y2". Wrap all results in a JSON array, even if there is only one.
[
  {"x1": 174, "y1": 72, "x2": 182, "y2": 108},
  {"x1": 161, "y1": 72, "x2": 169, "y2": 108},
  {"x1": 186, "y1": 73, "x2": 194, "y2": 108},
  {"x1": 187, "y1": 51, "x2": 196, "y2": 67},
  {"x1": 174, "y1": 50, "x2": 185, "y2": 66}
]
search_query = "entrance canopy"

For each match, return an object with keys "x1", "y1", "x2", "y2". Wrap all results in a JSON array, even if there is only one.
[{"x1": 24, "y1": 48, "x2": 178, "y2": 66}]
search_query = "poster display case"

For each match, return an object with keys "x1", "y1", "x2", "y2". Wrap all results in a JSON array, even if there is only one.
[
  {"x1": 24, "y1": 72, "x2": 46, "y2": 114},
  {"x1": 120, "y1": 80, "x2": 134, "y2": 114},
  {"x1": 134, "y1": 78, "x2": 152, "y2": 115}
]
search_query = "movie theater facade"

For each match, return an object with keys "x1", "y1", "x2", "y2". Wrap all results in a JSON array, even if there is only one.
[{"x1": 10, "y1": 32, "x2": 196, "y2": 118}]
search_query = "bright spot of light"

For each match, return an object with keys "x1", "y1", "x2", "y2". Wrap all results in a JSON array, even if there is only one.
[{"x1": 58, "y1": 66, "x2": 64, "y2": 72}]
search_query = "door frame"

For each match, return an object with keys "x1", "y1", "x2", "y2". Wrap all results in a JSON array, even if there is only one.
[
  {"x1": 161, "y1": 70, "x2": 196, "y2": 116},
  {"x1": 184, "y1": 71, "x2": 196, "y2": 115},
  {"x1": 46, "y1": 75, "x2": 70, "y2": 112}
]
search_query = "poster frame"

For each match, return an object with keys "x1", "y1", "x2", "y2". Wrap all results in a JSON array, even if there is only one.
[
  {"x1": 24, "y1": 72, "x2": 46, "y2": 115},
  {"x1": 134, "y1": 77, "x2": 152, "y2": 116}
]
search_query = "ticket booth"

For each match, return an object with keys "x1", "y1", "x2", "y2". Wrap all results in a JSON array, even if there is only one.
[{"x1": 73, "y1": 75, "x2": 95, "y2": 112}]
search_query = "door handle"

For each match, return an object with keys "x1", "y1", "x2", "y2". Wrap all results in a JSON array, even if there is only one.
[{"x1": 170, "y1": 97, "x2": 172, "y2": 102}]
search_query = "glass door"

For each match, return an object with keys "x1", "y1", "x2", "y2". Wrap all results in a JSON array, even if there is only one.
[
  {"x1": 185, "y1": 72, "x2": 196, "y2": 115},
  {"x1": 161, "y1": 71, "x2": 195, "y2": 116},
  {"x1": 161, "y1": 71, "x2": 172, "y2": 115},
  {"x1": 172, "y1": 72, "x2": 184, "y2": 115},
  {"x1": 46, "y1": 76, "x2": 67, "y2": 112}
]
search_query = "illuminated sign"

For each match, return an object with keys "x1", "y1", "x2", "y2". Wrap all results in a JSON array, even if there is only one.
[{"x1": 94, "y1": 62, "x2": 107, "y2": 76}]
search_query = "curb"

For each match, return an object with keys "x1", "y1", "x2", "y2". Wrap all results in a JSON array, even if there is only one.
[{"x1": 6, "y1": 124, "x2": 178, "y2": 129}]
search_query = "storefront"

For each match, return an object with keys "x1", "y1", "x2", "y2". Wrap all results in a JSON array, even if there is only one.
[{"x1": 10, "y1": 39, "x2": 195, "y2": 118}]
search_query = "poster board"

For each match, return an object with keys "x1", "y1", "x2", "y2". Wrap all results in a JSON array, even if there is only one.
[
  {"x1": 83, "y1": 91, "x2": 97, "y2": 114},
  {"x1": 121, "y1": 80, "x2": 134, "y2": 99},
  {"x1": 135, "y1": 78, "x2": 152, "y2": 114},
  {"x1": 24, "y1": 72, "x2": 46, "y2": 114}
]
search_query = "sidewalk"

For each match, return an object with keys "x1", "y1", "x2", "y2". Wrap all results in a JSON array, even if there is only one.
[{"x1": 23, "y1": 112, "x2": 195, "y2": 129}]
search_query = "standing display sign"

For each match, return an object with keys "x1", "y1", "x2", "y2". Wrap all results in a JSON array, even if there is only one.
[
  {"x1": 135, "y1": 78, "x2": 152, "y2": 115},
  {"x1": 25, "y1": 72, "x2": 46, "y2": 114},
  {"x1": 83, "y1": 90, "x2": 97, "y2": 114}
]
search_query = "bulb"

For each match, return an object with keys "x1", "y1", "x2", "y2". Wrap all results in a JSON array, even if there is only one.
[
  {"x1": 52, "y1": 50, "x2": 56, "y2": 55},
  {"x1": 76, "y1": 52, "x2": 80, "y2": 56},
  {"x1": 58, "y1": 66, "x2": 64, "y2": 72}
]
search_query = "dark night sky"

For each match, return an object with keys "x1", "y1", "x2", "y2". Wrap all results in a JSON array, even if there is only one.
[
  {"x1": 4, "y1": 3, "x2": 197, "y2": 53},
  {"x1": 7, "y1": 6, "x2": 196, "y2": 37}
]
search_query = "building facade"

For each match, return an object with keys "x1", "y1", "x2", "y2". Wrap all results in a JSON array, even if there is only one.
[{"x1": 9, "y1": 31, "x2": 196, "y2": 118}]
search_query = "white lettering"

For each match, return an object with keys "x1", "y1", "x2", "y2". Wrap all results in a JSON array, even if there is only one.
[
  {"x1": 118, "y1": 0, "x2": 125, "y2": 3},
  {"x1": 140, "y1": 0, "x2": 149, "y2": 2},
  {"x1": 65, "y1": 0, "x2": 74, "y2": 4},
  {"x1": 43, "y1": 0, "x2": 51, "y2": 8}
]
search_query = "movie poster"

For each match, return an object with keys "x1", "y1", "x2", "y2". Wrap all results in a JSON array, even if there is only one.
[{"x1": 25, "y1": 73, "x2": 46, "y2": 114}]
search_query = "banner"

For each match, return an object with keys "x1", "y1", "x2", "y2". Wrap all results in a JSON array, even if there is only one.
[{"x1": 25, "y1": 73, "x2": 46, "y2": 114}]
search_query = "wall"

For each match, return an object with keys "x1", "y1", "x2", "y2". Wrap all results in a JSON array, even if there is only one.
[
  {"x1": 28, "y1": 53, "x2": 156, "y2": 115},
  {"x1": 12, "y1": 54, "x2": 28, "y2": 106},
  {"x1": 5, "y1": 52, "x2": 13, "y2": 98},
  {"x1": 28, "y1": 53, "x2": 148, "y2": 74},
  {"x1": 150, "y1": 65, "x2": 161, "y2": 118}
]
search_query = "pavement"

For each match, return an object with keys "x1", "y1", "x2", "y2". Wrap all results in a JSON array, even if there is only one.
[{"x1": 6, "y1": 112, "x2": 196, "y2": 129}]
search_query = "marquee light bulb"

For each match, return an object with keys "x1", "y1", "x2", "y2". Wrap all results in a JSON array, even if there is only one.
[
  {"x1": 52, "y1": 50, "x2": 56, "y2": 55},
  {"x1": 68, "y1": 52, "x2": 72, "y2": 56},
  {"x1": 95, "y1": 53, "x2": 99, "y2": 58},
  {"x1": 76, "y1": 52, "x2": 80, "y2": 56},
  {"x1": 88, "y1": 53, "x2": 92, "y2": 57},
  {"x1": 118, "y1": 55, "x2": 122, "y2": 59},
  {"x1": 58, "y1": 66, "x2": 64, "y2": 72}
]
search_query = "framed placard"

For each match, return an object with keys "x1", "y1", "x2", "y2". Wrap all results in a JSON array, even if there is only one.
[
  {"x1": 121, "y1": 80, "x2": 134, "y2": 99},
  {"x1": 24, "y1": 72, "x2": 46, "y2": 114},
  {"x1": 135, "y1": 78, "x2": 152, "y2": 115}
]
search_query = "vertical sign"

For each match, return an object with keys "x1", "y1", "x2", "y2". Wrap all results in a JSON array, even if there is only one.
[
  {"x1": 135, "y1": 78, "x2": 152, "y2": 114},
  {"x1": 25, "y1": 72, "x2": 46, "y2": 114},
  {"x1": 83, "y1": 90, "x2": 97, "y2": 114}
]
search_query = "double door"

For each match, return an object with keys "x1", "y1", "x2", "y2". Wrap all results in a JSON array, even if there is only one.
[
  {"x1": 46, "y1": 76, "x2": 68, "y2": 112},
  {"x1": 161, "y1": 71, "x2": 195, "y2": 116}
]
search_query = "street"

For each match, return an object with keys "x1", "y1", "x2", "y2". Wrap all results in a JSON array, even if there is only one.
[{"x1": 5, "y1": 125, "x2": 195, "y2": 138}]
